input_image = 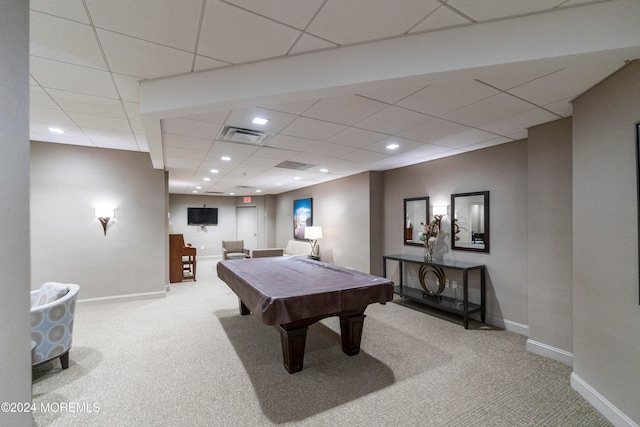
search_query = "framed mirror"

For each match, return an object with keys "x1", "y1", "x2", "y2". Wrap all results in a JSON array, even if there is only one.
[
  {"x1": 404, "y1": 196, "x2": 429, "y2": 246},
  {"x1": 451, "y1": 191, "x2": 490, "y2": 253}
]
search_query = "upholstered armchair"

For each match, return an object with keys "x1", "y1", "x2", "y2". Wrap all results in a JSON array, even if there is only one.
[
  {"x1": 31, "y1": 282, "x2": 80, "y2": 369},
  {"x1": 222, "y1": 240, "x2": 249, "y2": 260}
]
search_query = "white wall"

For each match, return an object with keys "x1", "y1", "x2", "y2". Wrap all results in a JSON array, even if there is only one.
[
  {"x1": 382, "y1": 141, "x2": 529, "y2": 331},
  {"x1": 30, "y1": 142, "x2": 167, "y2": 300},
  {"x1": 0, "y1": 1, "x2": 32, "y2": 425},
  {"x1": 572, "y1": 61, "x2": 640, "y2": 424}
]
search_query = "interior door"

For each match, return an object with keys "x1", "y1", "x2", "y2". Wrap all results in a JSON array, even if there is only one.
[{"x1": 236, "y1": 206, "x2": 258, "y2": 250}]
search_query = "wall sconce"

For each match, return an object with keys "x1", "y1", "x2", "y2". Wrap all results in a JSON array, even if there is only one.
[
  {"x1": 432, "y1": 205, "x2": 448, "y2": 229},
  {"x1": 95, "y1": 208, "x2": 114, "y2": 236},
  {"x1": 304, "y1": 226, "x2": 323, "y2": 258}
]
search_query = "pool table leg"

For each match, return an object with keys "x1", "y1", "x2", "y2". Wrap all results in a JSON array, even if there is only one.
[
  {"x1": 239, "y1": 298, "x2": 250, "y2": 315},
  {"x1": 278, "y1": 325, "x2": 308, "y2": 374},
  {"x1": 339, "y1": 313, "x2": 366, "y2": 356}
]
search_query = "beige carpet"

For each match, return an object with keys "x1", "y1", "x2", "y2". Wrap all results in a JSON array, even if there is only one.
[{"x1": 32, "y1": 258, "x2": 611, "y2": 426}]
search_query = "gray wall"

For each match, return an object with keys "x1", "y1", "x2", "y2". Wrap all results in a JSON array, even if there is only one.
[
  {"x1": 275, "y1": 172, "x2": 375, "y2": 273},
  {"x1": 527, "y1": 118, "x2": 573, "y2": 362},
  {"x1": 169, "y1": 194, "x2": 267, "y2": 257},
  {"x1": 572, "y1": 61, "x2": 640, "y2": 423},
  {"x1": 30, "y1": 142, "x2": 167, "y2": 300},
  {"x1": 382, "y1": 141, "x2": 529, "y2": 331},
  {"x1": 0, "y1": 1, "x2": 32, "y2": 425}
]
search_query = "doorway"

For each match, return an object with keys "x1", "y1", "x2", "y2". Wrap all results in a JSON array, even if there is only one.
[{"x1": 236, "y1": 206, "x2": 258, "y2": 250}]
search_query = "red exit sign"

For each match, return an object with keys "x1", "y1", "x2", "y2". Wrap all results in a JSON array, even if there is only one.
[{"x1": 244, "y1": 197, "x2": 252, "y2": 203}]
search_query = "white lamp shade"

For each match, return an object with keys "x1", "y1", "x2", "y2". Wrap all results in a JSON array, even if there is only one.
[
  {"x1": 304, "y1": 226, "x2": 323, "y2": 240},
  {"x1": 432, "y1": 206, "x2": 448, "y2": 216}
]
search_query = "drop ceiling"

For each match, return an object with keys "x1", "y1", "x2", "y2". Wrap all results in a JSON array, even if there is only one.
[{"x1": 29, "y1": 0, "x2": 640, "y2": 196}]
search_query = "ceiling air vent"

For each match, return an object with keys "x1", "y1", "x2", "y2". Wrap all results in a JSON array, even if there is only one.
[
  {"x1": 217, "y1": 126, "x2": 270, "y2": 145},
  {"x1": 205, "y1": 191, "x2": 224, "y2": 195},
  {"x1": 275, "y1": 160, "x2": 315, "y2": 171}
]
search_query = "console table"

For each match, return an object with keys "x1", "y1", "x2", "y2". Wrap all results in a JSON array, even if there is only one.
[{"x1": 382, "y1": 254, "x2": 485, "y2": 329}]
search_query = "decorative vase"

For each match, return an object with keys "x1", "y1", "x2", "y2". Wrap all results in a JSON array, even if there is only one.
[{"x1": 424, "y1": 240, "x2": 435, "y2": 261}]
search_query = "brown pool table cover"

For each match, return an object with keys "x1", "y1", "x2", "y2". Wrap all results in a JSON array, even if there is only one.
[{"x1": 217, "y1": 256, "x2": 394, "y2": 326}]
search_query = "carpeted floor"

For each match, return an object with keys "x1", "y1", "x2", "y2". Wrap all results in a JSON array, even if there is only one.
[{"x1": 32, "y1": 258, "x2": 611, "y2": 426}]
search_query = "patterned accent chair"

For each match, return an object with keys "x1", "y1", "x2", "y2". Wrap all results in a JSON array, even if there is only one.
[
  {"x1": 30, "y1": 282, "x2": 80, "y2": 369},
  {"x1": 222, "y1": 240, "x2": 249, "y2": 260}
]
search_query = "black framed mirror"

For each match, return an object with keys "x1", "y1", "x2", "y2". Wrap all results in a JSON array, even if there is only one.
[
  {"x1": 404, "y1": 196, "x2": 429, "y2": 246},
  {"x1": 451, "y1": 191, "x2": 490, "y2": 253}
]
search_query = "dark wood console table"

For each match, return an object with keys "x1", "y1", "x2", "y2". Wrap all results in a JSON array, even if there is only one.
[{"x1": 382, "y1": 254, "x2": 485, "y2": 329}]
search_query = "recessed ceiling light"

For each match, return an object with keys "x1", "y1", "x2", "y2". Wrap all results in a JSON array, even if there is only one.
[
  {"x1": 275, "y1": 183, "x2": 282, "y2": 186},
  {"x1": 221, "y1": 156, "x2": 231, "y2": 161},
  {"x1": 252, "y1": 117, "x2": 269, "y2": 125},
  {"x1": 256, "y1": 189, "x2": 262, "y2": 193},
  {"x1": 192, "y1": 190, "x2": 198, "y2": 193},
  {"x1": 230, "y1": 192, "x2": 235, "y2": 195},
  {"x1": 210, "y1": 169, "x2": 219, "y2": 173},
  {"x1": 320, "y1": 168, "x2": 329, "y2": 173},
  {"x1": 203, "y1": 177, "x2": 211, "y2": 181},
  {"x1": 196, "y1": 186, "x2": 202, "y2": 190},
  {"x1": 48, "y1": 127, "x2": 64, "y2": 134},
  {"x1": 386, "y1": 143, "x2": 400, "y2": 150},
  {"x1": 294, "y1": 177, "x2": 301, "y2": 180}
]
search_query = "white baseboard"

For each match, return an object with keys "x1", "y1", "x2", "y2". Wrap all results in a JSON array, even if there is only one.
[
  {"x1": 571, "y1": 373, "x2": 638, "y2": 427},
  {"x1": 78, "y1": 290, "x2": 166, "y2": 305},
  {"x1": 489, "y1": 316, "x2": 529, "y2": 336},
  {"x1": 526, "y1": 339, "x2": 573, "y2": 366}
]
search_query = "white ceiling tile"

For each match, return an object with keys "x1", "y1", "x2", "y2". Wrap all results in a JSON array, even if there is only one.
[
  {"x1": 33, "y1": 133, "x2": 96, "y2": 147},
  {"x1": 364, "y1": 137, "x2": 426, "y2": 155},
  {"x1": 162, "y1": 118, "x2": 221, "y2": 140},
  {"x1": 288, "y1": 33, "x2": 338, "y2": 55},
  {"x1": 47, "y1": 89, "x2": 126, "y2": 118},
  {"x1": 30, "y1": 57, "x2": 118, "y2": 99},
  {"x1": 252, "y1": 147, "x2": 299, "y2": 161},
  {"x1": 165, "y1": 146, "x2": 209, "y2": 160},
  {"x1": 357, "y1": 85, "x2": 424, "y2": 105},
  {"x1": 124, "y1": 102, "x2": 141, "y2": 123},
  {"x1": 97, "y1": 29, "x2": 194, "y2": 79},
  {"x1": 307, "y1": 0, "x2": 441, "y2": 45},
  {"x1": 409, "y1": 4, "x2": 472, "y2": 32},
  {"x1": 193, "y1": 56, "x2": 231, "y2": 72},
  {"x1": 281, "y1": 117, "x2": 347, "y2": 140},
  {"x1": 326, "y1": 127, "x2": 388, "y2": 148},
  {"x1": 461, "y1": 136, "x2": 513, "y2": 151},
  {"x1": 288, "y1": 153, "x2": 359, "y2": 171},
  {"x1": 30, "y1": 87, "x2": 58, "y2": 109},
  {"x1": 30, "y1": 0, "x2": 90, "y2": 23},
  {"x1": 443, "y1": 93, "x2": 535, "y2": 127},
  {"x1": 265, "y1": 134, "x2": 316, "y2": 152},
  {"x1": 509, "y1": 61, "x2": 626, "y2": 106},
  {"x1": 476, "y1": 66, "x2": 564, "y2": 91},
  {"x1": 85, "y1": 0, "x2": 203, "y2": 51},
  {"x1": 303, "y1": 141, "x2": 357, "y2": 158},
  {"x1": 30, "y1": 106, "x2": 77, "y2": 127},
  {"x1": 480, "y1": 108, "x2": 560, "y2": 136},
  {"x1": 340, "y1": 149, "x2": 389, "y2": 164},
  {"x1": 398, "y1": 118, "x2": 470, "y2": 144},
  {"x1": 67, "y1": 112, "x2": 131, "y2": 133},
  {"x1": 398, "y1": 80, "x2": 498, "y2": 116},
  {"x1": 85, "y1": 129, "x2": 137, "y2": 146},
  {"x1": 198, "y1": 1, "x2": 301, "y2": 64},
  {"x1": 354, "y1": 106, "x2": 428, "y2": 135},
  {"x1": 224, "y1": 0, "x2": 325, "y2": 29},
  {"x1": 428, "y1": 128, "x2": 503, "y2": 149},
  {"x1": 225, "y1": 107, "x2": 298, "y2": 133},
  {"x1": 112, "y1": 74, "x2": 141, "y2": 103},
  {"x1": 303, "y1": 95, "x2": 387, "y2": 125},
  {"x1": 165, "y1": 157, "x2": 203, "y2": 169},
  {"x1": 543, "y1": 98, "x2": 573, "y2": 117},
  {"x1": 400, "y1": 143, "x2": 454, "y2": 159},
  {"x1": 208, "y1": 141, "x2": 261, "y2": 156},
  {"x1": 30, "y1": 12, "x2": 106, "y2": 70},
  {"x1": 447, "y1": 0, "x2": 564, "y2": 21}
]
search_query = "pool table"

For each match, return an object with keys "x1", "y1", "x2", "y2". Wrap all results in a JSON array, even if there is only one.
[{"x1": 217, "y1": 256, "x2": 394, "y2": 373}]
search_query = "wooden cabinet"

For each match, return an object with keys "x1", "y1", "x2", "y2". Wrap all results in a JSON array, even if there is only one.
[{"x1": 170, "y1": 234, "x2": 196, "y2": 283}]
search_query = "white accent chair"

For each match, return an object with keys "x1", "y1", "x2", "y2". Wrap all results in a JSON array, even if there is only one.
[{"x1": 31, "y1": 282, "x2": 80, "y2": 369}]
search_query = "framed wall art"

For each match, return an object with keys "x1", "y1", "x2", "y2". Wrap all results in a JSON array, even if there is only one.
[{"x1": 293, "y1": 198, "x2": 313, "y2": 240}]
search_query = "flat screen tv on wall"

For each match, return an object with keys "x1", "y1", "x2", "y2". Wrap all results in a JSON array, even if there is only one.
[{"x1": 187, "y1": 207, "x2": 218, "y2": 225}]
